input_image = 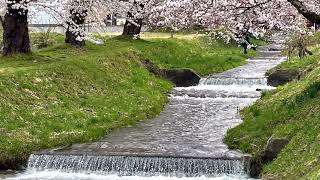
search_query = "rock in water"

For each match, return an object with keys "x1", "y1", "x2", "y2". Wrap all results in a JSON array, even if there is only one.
[
  {"x1": 262, "y1": 137, "x2": 289, "y2": 162},
  {"x1": 142, "y1": 59, "x2": 201, "y2": 87},
  {"x1": 267, "y1": 69, "x2": 299, "y2": 87},
  {"x1": 163, "y1": 69, "x2": 201, "y2": 87},
  {"x1": 250, "y1": 137, "x2": 289, "y2": 178}
]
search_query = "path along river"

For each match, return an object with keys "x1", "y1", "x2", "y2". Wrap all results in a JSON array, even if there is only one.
[{"x1": 3, "y1": 44, "x2": 285, "y2": 180}]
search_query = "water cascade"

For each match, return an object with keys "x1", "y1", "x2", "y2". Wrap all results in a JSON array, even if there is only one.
[
  {"x1": 27, "y1": 154, "x2": 249, "y2": 177},
  {"x1": 200, "y1": 77, "x2": 268, "y2": 86}
]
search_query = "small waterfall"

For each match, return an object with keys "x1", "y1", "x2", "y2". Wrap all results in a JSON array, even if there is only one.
[
  {"x1": 200, "y1": 77, "x2": 267, "y2": 86},
  {"x1": 172, "y1": 87, "x2": 262, "y2": 99},
  {"x1": 27, "y1": 154, "x2": 250, "y2": 177}
]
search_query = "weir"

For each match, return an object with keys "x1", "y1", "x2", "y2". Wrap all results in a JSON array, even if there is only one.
[
  {"x1": 27, "y1": 154, "x2": 250, "y2": 177},
  {"x1": 10, "y1": 44, "x2": 285, "y2": 179},
  {"x1": 200, "y1": 77, "x2": 268, "y2": 86},
  {"x1": 172, "y1": 85, "x2": 263, "y2": 99}
]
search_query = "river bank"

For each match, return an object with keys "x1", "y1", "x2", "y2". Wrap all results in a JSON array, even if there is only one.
[{"x1": 226, "y1": 42, "x2": 320, "y2": 179}]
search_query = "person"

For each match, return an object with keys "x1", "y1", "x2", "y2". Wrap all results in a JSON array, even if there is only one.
[
  {"x1": 240, "y1": 32, "x2": 249, "y2": 54},
  {"x1": 235, "y1": 28, "x2": 256, "y2": 54},
  {"x1": 236, "y1": 30, "x2": 256, "y2": 54}
]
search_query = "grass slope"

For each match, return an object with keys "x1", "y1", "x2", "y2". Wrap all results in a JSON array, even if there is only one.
[
  {"x1": 0, "y1": 42, "x2": 172, "y2": 169},
  {"x1": 226, "y1": 47, "x2": 320, "y2": 179},
  {"x1": 0, "y1": 34, "x2": 250, "y2": 169},
  {"x1": 113, "y1": 36, "x2": 254, "y2": 76}
]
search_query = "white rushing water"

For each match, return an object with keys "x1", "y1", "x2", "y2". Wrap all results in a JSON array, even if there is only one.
[
  {"x1": 7, "y1": 45, "x2": 284, "y2": 180},
  {"x1": 7, "y1": 170, "x2": 253, "y2": 180},
  {"x1": 25, "y1": 154, "x2": 249, "y2": 177}
]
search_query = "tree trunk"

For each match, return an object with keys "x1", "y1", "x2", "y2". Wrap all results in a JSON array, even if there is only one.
[
  {"x1": 122, "y1": 17, "x2": 143, "y2": 38},
  {"x1": 2, "y1": 8, "x2": 30, "y2": 55},
  {"x1": 122, "y1": 1, "x2": 144, "y2": 38},
  {"x1": 170, "y1": 30, "x2": 174, "y2": 38},
  {"x1": 287, "y1": 0, "x2": 320, "y2": 25},
  {"x1": 65, "y1": 9, "x2": 87, "y2": 46},
  {"x1": 65, "y1": 28, "x2": 85, "y2": 46},
  {"x1": 122, "y1": 18, "x2": 133, "y2": 37}
]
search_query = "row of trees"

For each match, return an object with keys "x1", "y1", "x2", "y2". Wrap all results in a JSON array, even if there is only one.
[
  {"x1": 0, "y1": 0, "x2": 123, "y2": 55},
  {"x1": 0, "y1": 0, "x2": 319, "y2": 56}
]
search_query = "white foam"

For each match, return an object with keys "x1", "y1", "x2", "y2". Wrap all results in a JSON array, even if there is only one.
[
  {"x1": 174, "y1": 85, "x2": 275, "y2": 91},
  {"x1": 8, "y1": 170, "x2": 253, "y2": 180}
]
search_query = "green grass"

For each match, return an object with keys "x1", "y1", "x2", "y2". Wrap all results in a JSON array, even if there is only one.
[
  {"x1": 111, "y1": 36, "x2": 255, "y2": 76},
  {"x1": 0, "y1": 34, "x2": 250, "y2": 169},
  {"x1": 226, "y1": 49, "x2": 320, "y2": 179},
  {"x1": 0, "y1": 42, "x2": 172, "y2": 169}
]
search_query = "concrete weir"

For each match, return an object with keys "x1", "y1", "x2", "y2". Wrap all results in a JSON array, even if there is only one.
[
  {"x1": 11, "y1": 44, "x2": 285, "y2": 179},
  {"x1": 28, "y1": 154, "x2": 250, "y2": 177}
]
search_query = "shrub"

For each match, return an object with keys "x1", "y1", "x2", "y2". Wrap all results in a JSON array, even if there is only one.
[
  {"x1": 31, "y1": 27, "x2": 57, "y2": 49},
  {"x1": 286, "y1": 32, "x2": 320, "y2": 61}
]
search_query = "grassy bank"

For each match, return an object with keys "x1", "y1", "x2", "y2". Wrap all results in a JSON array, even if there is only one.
[
  {"x1": 226, "y1": 46, "x2": 320, "y2": 179},
  {"x1": 112, "y1": 36, "x2": 254, "y2": 76},
  {"x1": 0, "y1": 34, "x2": 250, "y2": 169},
  {"x1": 267, "y1": 46, "x2": 320, "y2": 75}
]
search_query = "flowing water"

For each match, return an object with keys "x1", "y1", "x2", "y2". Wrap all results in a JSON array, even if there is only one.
[{"x1": 5, "y1": 45, "x2": 285, "y2": 180}]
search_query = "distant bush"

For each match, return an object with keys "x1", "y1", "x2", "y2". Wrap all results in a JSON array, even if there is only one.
[
  {"x1": 31, "y1": 28, "x2": 57, "y2": 49},
  {"x1": 286, "y1": 32, "x2": 320, "y2": 61}
]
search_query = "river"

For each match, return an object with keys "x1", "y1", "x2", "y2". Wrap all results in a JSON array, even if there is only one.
[{"x1": 3, "y1": 44, "x2": 285, "y2": 180}]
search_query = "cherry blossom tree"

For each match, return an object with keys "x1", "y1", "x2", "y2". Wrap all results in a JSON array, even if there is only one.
[
  {"x1": 34, "y1": 0, "x2": 122, "y2": 46},
  {"x1": 211, "y1": 0, "x2": 319, "y2": 36},
  {"x1": 122, "y1": 0, "x2": 145, "y2": 38},
  {"x1": 122, "y1": 0, "x2": 215, "y2": 38},
  {"x1": 287, "y1": 0, "x2": 320, "y2": 25},
  {"x1": 1, "y1": 0, "x2": 319, "y2": 54},
  {"x1": 148, "y1": 0, "x2": 195, "y2": 34},
  {"x1": 0, "y1": 0, "x2": 122, "y2": 54},
  {"x1": 148, "y1": 0, "x2": 217, "y2": 37},
  {"x1": 64, "y1": 0, "x2": 89, "y2": 46},
  {"x1": 0, "y1": 1, "x2": 5, "y2": 25},
  {"x1": 147, "y1": 0, "x2": 319, "y2": 39}
]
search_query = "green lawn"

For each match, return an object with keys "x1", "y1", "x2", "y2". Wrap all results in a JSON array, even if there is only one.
[
  {"x1": 226, "y1": 47, "x2": 320, "y2": 179},
  {"x1": 0, "y1": 34, "x2": 251, "y2": 169}
]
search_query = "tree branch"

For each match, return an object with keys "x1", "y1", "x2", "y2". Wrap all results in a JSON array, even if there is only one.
[{"x1": 287, "y1": 0, "x2": 320, "y2": 24}]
